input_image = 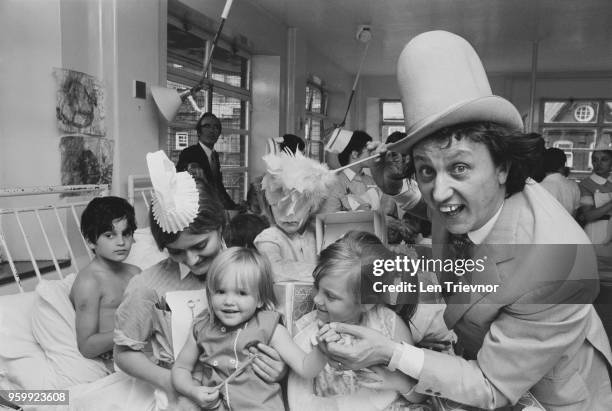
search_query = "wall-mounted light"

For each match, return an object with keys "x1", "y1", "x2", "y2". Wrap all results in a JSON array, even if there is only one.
[{"x1": 151, "y1": 0, "x2": 234, "y2": 122}]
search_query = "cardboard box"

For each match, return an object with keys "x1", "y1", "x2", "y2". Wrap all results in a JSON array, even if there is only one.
[
  {"x1": 315, "y1": 210, "x2": 387, "y2": 254},
  {"x1": 273, "y1": 281, "x2": 315, "y2": 336}
]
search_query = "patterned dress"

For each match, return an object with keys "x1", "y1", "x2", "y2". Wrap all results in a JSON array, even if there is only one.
[{"x1": 192, "y1": 309, "x2": 285, "y2": 411}]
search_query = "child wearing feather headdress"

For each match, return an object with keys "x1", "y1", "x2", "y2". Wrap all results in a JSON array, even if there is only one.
[{"x1": 254, "y1": 151, "x2": 338, "y2": 283}]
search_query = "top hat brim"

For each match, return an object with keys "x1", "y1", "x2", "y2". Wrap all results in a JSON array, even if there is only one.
[{"x1": 387, "y1": 95, "x2": 524, "y2": 154}]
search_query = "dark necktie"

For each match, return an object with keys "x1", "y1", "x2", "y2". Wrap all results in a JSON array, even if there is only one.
[
  {"x1": 449, "y1": 233, "x2": 474, "y2": 259},
  {"x1": 210, "y1": 150, "x2": 220, "y2": 180},
  {"x1": 443, "y1": 233, "x2": 475, "y2": 298}
]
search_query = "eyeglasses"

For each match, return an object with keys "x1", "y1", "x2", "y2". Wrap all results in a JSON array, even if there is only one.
[{"x1": 199, "y1": 123, "x2": 221, "y2": 131}]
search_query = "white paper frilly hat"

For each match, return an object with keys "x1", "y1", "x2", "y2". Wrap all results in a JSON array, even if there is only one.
[{"x1": 146, "y1": 150, "x2": 199, "y2": 233}]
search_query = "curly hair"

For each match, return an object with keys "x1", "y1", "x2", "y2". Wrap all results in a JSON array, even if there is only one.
[{"x1": 407, "y1": 122, "x2": 542, "y2": 197}]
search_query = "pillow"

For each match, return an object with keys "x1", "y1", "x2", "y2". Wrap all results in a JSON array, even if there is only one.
[
  {"x1": 30, "y1": 273, "x2": 110, "y2": 389},
  {"x1": 0, "y1": 291, "x2": 52, "y2": 389},
  {"x1": 124, "y1": 227, "x2": 168, "y2": 270}
]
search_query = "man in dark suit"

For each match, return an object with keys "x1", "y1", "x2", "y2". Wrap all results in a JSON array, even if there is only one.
[{"x1": 176, "y1": 112, "x2": 237, "y2": 209}]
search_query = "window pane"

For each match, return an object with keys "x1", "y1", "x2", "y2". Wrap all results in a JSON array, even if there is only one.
[
  {"x1": 543, "y1": 128, "x2": 597, "y2": 172},
  {"x1": 211, "y1": 47, "x2": 248, "y2": 89},
  {"x1": 222, "y1": 171, "x2": 246, "y2": 204},
  {"x1": 310, "y1": 120, "x2": 321, "y2": 141},
  {"x1": 305, "y1": 84, "x2": 322, "y2": 113},
  {"x1": 305, "y1": 85, "x2": 312, "y2": 111},
  {"x1": 543, "y1": 101, "x2": 599, "y2": 124},
  {"x1": 309, "y1": 142, "x2": 322, "y2": 161},
  {"x1": 166, "y1": 126, "x2": 198, "y2": 163},
  {"x1": 382, "y1": 101, "x2": 404, "y2": 121},
  {"x1": 167, "y1": 24, "x2": 205, "y2": 77},
  {"x1": 311, "y1": 88, "x2": 322, "y2": 113},
  {"x1": 212, "y1": 92, "x2": 245, "y2": 130},
  {"x1": 215, "y1": 134, "x2": 246, "y2": 168},
  {"x1": 604, "y1": 102, "x2": 612, "y2": 123},
  {"x1": 167, "y1": 81, "x2": 209, "y2": 123}
]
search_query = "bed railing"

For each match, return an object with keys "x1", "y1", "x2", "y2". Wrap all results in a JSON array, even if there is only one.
[
  {"x1": 0, "y1": 184, "x2": 108, "y2": 293},
  {"x1": 127, "y1": 174, "x2": 154, "y2": 228},
  {"x1": 127, "y1": 174, "x2": 153, "y2": 210}
]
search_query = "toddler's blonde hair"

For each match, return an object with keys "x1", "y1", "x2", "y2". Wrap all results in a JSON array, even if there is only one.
[{"x1": 206, "y1": 247, "x2": 277, "y2": 320}]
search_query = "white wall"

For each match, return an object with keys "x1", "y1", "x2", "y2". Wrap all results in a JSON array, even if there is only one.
[
  {"x1": 251, "y1": 55, "x2": 280, "y2": 180},
  {"x1": 0, "y1": 0, "x2": 63, "y2": 190},
  {"x1": 0, "y1": 0, "x2": 161, "y2": 198}
]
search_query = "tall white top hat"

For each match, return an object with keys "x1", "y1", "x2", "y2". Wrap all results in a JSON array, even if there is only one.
[{"x1": 389, "y1": 31, "x2": 523, "y2": 154}]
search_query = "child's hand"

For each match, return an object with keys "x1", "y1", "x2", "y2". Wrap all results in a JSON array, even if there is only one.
[
  {"x1": 357, "y1": 365, "x2": 415, "y2": 393},
  {"x1": 191, "y1": 386, "x2": 220, "y2": 409},
  {"x1": 248, "y1": 342, "x2": 288, "y2": 383},
  {"x1": 316, "y1": 322, "x2": 343, "y2": 345}
]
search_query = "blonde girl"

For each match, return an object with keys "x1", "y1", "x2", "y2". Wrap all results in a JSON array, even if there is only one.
[{"x1": 172, "y1": 247, "x2": 329, "y2": 410}]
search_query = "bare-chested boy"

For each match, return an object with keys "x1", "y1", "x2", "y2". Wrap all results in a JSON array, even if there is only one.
[{"x1": 69, "y1": 196, "x2": 141, "y2": 364}]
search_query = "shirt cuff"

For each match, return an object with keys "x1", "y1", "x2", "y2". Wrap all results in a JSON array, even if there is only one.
[{"x1": 387, "y1": 342, "x2": 424, "y2": 379}]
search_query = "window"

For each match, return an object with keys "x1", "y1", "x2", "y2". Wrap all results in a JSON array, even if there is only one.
[
  {"x1": 380, "y1": 100, "x2": 405, "y2": 141},
  {"x1": 304, "y1": 81, "x2": 328, "y2": 161},
  {"x1": 165, "y1": 6, "x2": 251, "y2": 203},
  {"x1": 175, "y1": 132, "x2": 189, "y2": 150},
  {"x1": 540, "y1": 99, "x2": 612, "y2": 176}
]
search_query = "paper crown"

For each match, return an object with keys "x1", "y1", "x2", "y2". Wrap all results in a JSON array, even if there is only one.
[
  {"x1": 261, "y1": 151, "x2": 338, "y2": 209},
  {"x1": 325, "y1": 128, "x2": 354, "y2": 153},
  {"x1": 146, "y1": 151, "x2": 199, "y2": 233},
  {"x1": 388, "y1": 30, "x2": 523, "y2": 154},
  {"x1": 594, "y1": 135, "x2": 612, "y2": 151}
]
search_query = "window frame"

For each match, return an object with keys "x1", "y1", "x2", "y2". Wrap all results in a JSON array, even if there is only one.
[
  {"x1": 165, "y1": 7, "x2": 251, "y2": 203},
  {"x1": 539, "y1": 98, "x2": 612, "y2": 177},
  {"x1": 379, "y1": 99, "x2": 406, "y2": 141},
  {"x1": 304, "y1": 80, "x2": 328, "y2": 162}
]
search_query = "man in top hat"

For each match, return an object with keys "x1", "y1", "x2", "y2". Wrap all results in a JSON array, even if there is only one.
[
  {"x1": 577, "y1": 135, "x2": 612, "y2": 244},
  {"x1": 317, "y1": 31, "x2": 612, "y2": 411},
  {"x1": 176, "y1": 112, "x2": 237, "y2": 210}
]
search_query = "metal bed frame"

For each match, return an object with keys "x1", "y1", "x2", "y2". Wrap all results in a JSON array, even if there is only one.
[{"x1": 0, "y1": 184, "x2": 108, "y2": 293}]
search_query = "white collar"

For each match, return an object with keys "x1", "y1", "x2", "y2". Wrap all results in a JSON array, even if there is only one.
[
  {"x1": 178, "y1": 262, "x2": 191, "y2": 280},
  {"x1": 589, "y1": 173, "x2": 610, "y2": 185},
  {"x1": 467, "y1": 202, "x2": 504, "y2": 245},
  {"x1": 198, "y1": 141, "x2": 213, "y2": 158}
]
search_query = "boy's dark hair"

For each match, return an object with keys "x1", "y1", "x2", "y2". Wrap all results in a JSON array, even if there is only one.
[
  {"x1": 386, "y1": 131, "x2": 407, "y2": 144},
  {"x1": 543, "y1": 147, "x2": 568, "y2": 173},
  {"x1": 338, "y1": 131, "x2": 373, "y2": 166},
  {"x1": 81, "y1": 196, "x2": 137, "y2": 244},
  {"x1": 226, "y1": 213, "x2": 269, "y2": 249},
  {"x1": 279, "y1": 134, "x2": 305, "y2": 154}
]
